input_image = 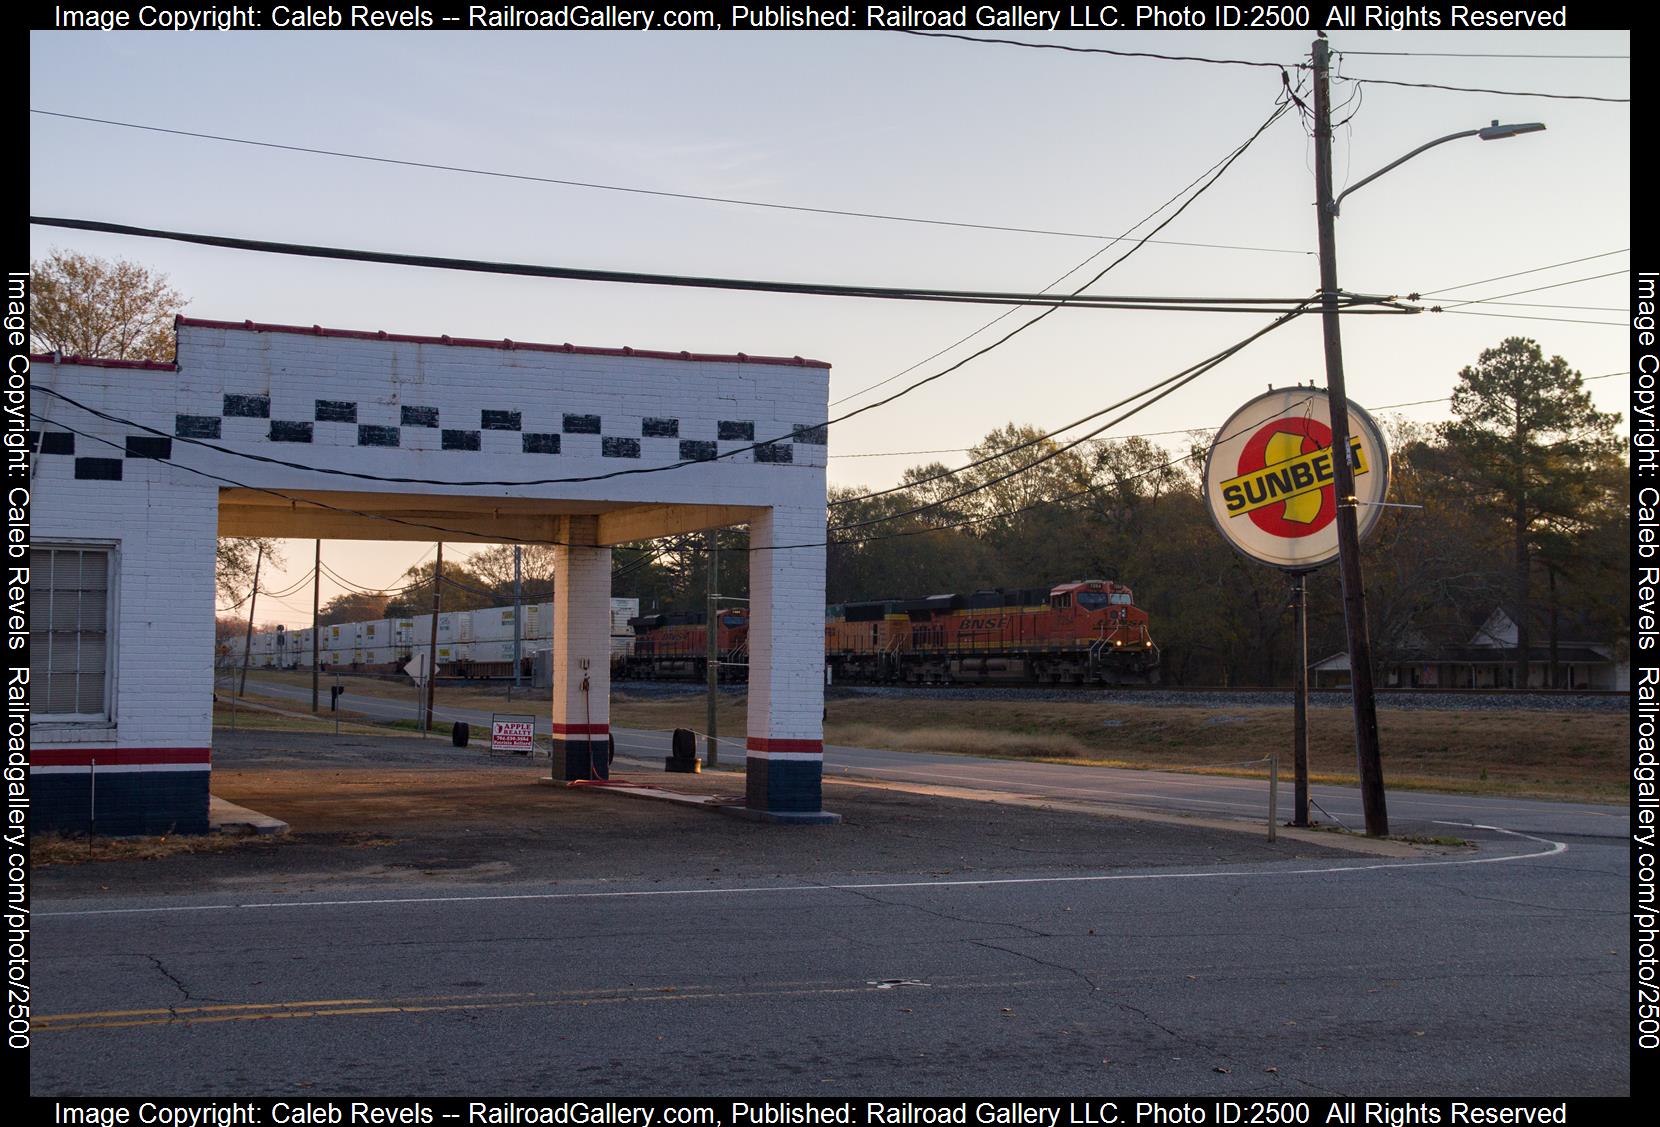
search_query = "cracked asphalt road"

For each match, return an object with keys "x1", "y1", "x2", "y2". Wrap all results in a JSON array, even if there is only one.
[{"x1": 29, "y1": 731, "x2": 1629, "y2": 1096}]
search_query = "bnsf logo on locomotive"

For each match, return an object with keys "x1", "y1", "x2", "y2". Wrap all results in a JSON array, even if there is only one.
[{"x1": 961, "y1": 616, "x2": 1008, "y2": 630}]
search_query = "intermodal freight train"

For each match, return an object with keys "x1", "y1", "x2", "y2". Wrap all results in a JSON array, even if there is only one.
[{"x1": 622, "y1": 580, "x2": 1158, "y2": 685}]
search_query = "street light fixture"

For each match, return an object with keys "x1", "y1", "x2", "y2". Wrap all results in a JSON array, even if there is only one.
[{"x1": 1310, "y1": 38, "x2": 1545, "y2": 837}]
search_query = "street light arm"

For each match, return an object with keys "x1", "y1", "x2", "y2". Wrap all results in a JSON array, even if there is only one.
[
  {"x1": 1330, "y1": 120, "x2": 1546, "y2": 216},
  {"x1": 1329, "y1": 129, "x2": 1481, "y2": 215}
]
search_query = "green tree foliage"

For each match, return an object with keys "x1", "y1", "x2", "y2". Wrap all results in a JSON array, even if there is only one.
[
  {"x1": 386, "y1": 559, "x2": 496, "y2": 617},
  {"x1": 612, "y1": 529, "x2": 751, "y2": 614},
  {"x1": 319, "y1": 592, "x2": 391, "y2": 627},
  {"x1": 1439, "y1": 338, "x2": 1622, "y2": 687},
  {"x1": 467, "y1": 544, "x2": 558, "y2": 603},
  {"x1": 820, "y1": 354, "x2": 1626, "y2": 688}
]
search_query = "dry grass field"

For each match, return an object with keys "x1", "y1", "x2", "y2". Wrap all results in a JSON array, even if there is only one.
[{"x1": 233, "y1": 671, "x2": 1627, "y2": 803}]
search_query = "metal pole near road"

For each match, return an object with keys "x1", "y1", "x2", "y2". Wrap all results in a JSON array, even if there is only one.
[
  {"x1": 705, "y1": 532, "x2": 719, "y2": 769},
  {"x1": 1291, "y1": 570, "x2": 1310, "y2": 828},
  {"x1": 1311, "y1": 37, "x2": 1387, "y2": 837},
  {"x1": 426, "y1": 542, "x2": 443, "y2": 731},
  {"x1": 512, "y1": 545, "x2": 522, "y2": 698}
]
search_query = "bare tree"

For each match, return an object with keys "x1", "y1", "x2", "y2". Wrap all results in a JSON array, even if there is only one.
[{"x1": 30, "y1": 250, "x2": 185, "y2": 361}]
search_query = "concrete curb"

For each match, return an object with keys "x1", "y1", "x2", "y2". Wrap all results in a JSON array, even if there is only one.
[
  {"x1": 822, "y1": 777, "x2": 1436, "y2": 858},
  {"x1": 209, "y1": 796, "x2": 289, "y2": 836}
]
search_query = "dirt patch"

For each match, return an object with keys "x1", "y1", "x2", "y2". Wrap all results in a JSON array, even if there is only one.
[
  {"x1": 32, "y1": 832, "x2": 266, "y2": 867},
  {"x1": 237, "y1": 671, "x2": 1629, "y2": 803},
  {"x1": 31, "y1": 730, "x2": 1353, "y2": 900}
]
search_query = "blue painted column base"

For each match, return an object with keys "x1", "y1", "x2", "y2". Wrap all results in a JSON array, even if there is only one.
[
  {"x1": 552, "y1": 737, "x2": 610, "y2": 781},
  {"x1": 740, "y1": 749, "x2": 840, "y2": 825}
]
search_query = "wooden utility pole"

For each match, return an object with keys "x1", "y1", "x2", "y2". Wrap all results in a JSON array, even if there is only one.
[
  {"x1": 1311, "y1": 37, "x2": 1387, "y2": 836},
  {"x1": 311, "y1": 540, "x2": 321, "y2": 713},
  {"x1": 512, "y1": 545, "x2": 523, "y2": 696},
  {"x1": 237, "y1": 544, "x2": 263, "y2": 697},
  {"x1": 425, "y1": 542, "x2": 443, "y2": 730}
]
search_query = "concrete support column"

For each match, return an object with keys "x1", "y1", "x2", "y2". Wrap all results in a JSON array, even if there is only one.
[
  {"x1": 744, "y1": 506, "x2": 838, "y2": 823},
  {"x1": 550, "y1": 516, "x2": 613, "y2": 781}
]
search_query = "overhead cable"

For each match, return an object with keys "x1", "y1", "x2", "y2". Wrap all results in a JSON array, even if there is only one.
[
  {"x1": 28, "y1": 216, "x2": 1325, "y2": 313},
  {"x1": 831, "y1": 304, "x2": 1308, "y2": 509},
  {"x1": 831, "y1": 85, "x2": 1311, "y2": 407},
  {"x1": 1419, "y1": 249, "x2": 1627, "y2": 296},
  {"x1": 896, "y1": 29, "x2": 1293, "y2": 70},
  {"x1": 30, "y1": 102, "x2": 1327, "y2": 492},
  {"x1": 1337, "y1": 75, "x2": 1628, "y2": 103},
  {"x1": 28, "y1": 109, "x2": 1310, "y2": 256}
]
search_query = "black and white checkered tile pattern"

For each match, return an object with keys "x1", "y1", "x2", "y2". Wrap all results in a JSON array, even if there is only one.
[
  {"x1": 165, "y1": 398, "x2": 828, "y2": 464},
  {"x1": 30, "y1": 430, "x2": 173, "y2": 482},
  {"x1": 34, "y1": 403, "x2": 827, "y2": 484}
]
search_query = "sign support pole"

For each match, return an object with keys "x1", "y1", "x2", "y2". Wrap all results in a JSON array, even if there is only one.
[
  {"x1": 1291, "y1": 569, "x2": 1311, "y2": 828},
  {"x1": 705, "y1": 531, "x2": 719, "y2": 769}
]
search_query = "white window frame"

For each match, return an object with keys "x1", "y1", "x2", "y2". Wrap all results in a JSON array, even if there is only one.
[{"x1": 32, "y1": 540, "x2": 119, "y2": 730}]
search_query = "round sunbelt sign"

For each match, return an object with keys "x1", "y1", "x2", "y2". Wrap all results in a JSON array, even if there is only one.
[{"x1": 1202, "y1": 387, "x2": 1391, "y2": 571}]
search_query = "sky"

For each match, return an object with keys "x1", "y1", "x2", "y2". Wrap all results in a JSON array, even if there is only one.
[{"x1": 27, "y1": 24, "x2": 1632, "y2": 627}]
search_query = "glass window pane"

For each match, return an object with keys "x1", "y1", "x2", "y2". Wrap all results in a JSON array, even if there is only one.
[{"x1": 35, "y1": 547, "x2": 111, "y2": 719}]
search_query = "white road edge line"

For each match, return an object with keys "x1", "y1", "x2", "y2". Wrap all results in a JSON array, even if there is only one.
[{"x1": 41, "y1": 825, "x2": 1566, "y2": 920}]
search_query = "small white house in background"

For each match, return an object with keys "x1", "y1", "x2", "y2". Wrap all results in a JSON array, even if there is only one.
[
  {"x1": 31, "y1": 317, "x2": 836, "y2": 832},
  {"x1": 1313, "y1": 607, "x2": 1627, "y2": 690}
]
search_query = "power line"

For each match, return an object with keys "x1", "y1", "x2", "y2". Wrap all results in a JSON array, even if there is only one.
[
  {"x1": 29, "y1": 100, "x2": 1319, "y2": 492},
  {"x1": 827, "y1": 394, "x2": 1325, "y2": 548},
  {"x1": 29, "y1": 108, "x2": 1311, "y2": 257},
  {"x1": 216, "y1": 564, "x2": 314, "y2": 612},
  {"x1": 826, "y1": 373, "x2": 1627, "y2": 461},
  {"x1": 831, "y1": 84, "x2": 1310, "y2": 408},
  {"x1": 1339, "y1": 50, "x2": 1629, "y2": 60},
  {"x1": 1430, "y1": 270, "x2": 1627, "y2": 309},
  {"x1": 1339, "y1": 75, "x2": 1628, "y2": 103},
  {"x1": 1431, "y1": 310, "x2": 1624, "y2": 327},
  {"x1": 1454, "y1": 300, "x2": 1624, "y2": 312},
  {"x1": 832, "y1": 448, "x2": 968, "y2": 459},
  {"x1": 831, "y1": 305, "x2": 1308, "y2": 509},
  {"x1": 1419, "y1": 249, "x2": 1627, "y2": 297},
  {"x1": 896, "y1": 29, "x2": 1293, "y2": 70},
  {"x1": 45, "y1": 372, "x2": 1624, "y2": 559},
  {"x1": 29, "y1": 216, "x2": 1325, "y2": 313},
  {"x1": 812, "y1": 97, "x2": 1298, "y2": 429},
  {"x1": 895, "y1": 32, "x2": 1627, "y2": 100},
  {"x1": 831, "y1": 306, "x2": 1308, "y2": 530}
]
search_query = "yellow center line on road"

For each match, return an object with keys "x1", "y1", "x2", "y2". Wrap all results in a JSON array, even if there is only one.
[{"x1": 35, "y1": 976, "x2": 1053, "y2": 1033}]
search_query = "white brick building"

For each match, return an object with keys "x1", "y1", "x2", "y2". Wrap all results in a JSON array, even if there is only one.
[{"x1": 30, "y1": 317, "x2": 833, "y2": 830}]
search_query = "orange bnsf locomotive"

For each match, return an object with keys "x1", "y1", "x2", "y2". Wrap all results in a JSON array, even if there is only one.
[
  {"x1": 825, "y1": 579, "x2": 1157, "y2": 685},
  {"x1": 618, "y1": 608, "x2": 750, "y2": 679}
]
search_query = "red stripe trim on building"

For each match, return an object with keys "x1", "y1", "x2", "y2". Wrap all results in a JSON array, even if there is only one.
[
  {"x1": 28, "y1": 354, "x2": 178, "y2": 372},
  {"x1": 176, "y1": 317, "x2": 831, "y2": 369},
  {"x1": 550, "y1": 723, "x2": 610, "y2": 735},
  {"x1": 33, "y1": 747, "x2": 212, "y2": 767},
  {"x1": 745, "y1": 737, "x2": 824, "y2": 755}
]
